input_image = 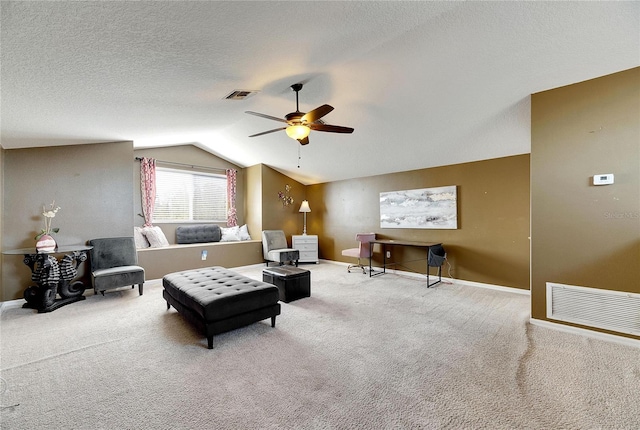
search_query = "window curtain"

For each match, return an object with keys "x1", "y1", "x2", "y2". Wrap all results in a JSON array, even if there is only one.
[
  {"x1": 226, "y1": 169, "x2": 238, "y2": 227},
  {"x1": 140, "y1": 157, "x2": 156, "y2": 227}
]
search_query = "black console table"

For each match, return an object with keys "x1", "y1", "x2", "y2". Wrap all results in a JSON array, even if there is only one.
[
  {"x1": 369, "y1": 239, "x2": 443, "y2": 287},
  {"x1": 3, "y1": 245, "x2": 93, "y2": 313}
]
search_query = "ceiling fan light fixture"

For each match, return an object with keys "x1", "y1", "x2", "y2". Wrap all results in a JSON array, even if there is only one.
[
  {"x1": 286, "y1": 125, "x2": 311, "y2": 140},
  {"x1": 246, "y1": 82, "x2": 353, "y2": 144}
]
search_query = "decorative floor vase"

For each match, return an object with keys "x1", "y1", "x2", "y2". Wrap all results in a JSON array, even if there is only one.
[{"x1": 36, "y1": 234, "x2": 57, "y2": 253}]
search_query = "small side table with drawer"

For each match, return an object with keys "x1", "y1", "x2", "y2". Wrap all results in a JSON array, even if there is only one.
[{"x1": 292, "y1": 234, "x2": 319, "y2": 264}]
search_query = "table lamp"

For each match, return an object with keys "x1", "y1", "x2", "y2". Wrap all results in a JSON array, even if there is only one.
[{"x1": 299, "y1": 200, "x2": 311, "y2": 235}]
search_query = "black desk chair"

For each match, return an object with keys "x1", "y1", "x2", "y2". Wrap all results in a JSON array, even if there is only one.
[{"x1": 428, "y1": 244, "x2": 446, "y2": 282}]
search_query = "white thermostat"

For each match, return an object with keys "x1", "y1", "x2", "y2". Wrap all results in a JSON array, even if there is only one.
[{"x1": 593, "y1": 173, "x2": 614, "y2": 185}]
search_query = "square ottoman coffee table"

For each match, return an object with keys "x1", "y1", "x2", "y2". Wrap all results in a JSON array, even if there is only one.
[
  {"x1": 163, "y1": 266, "x2": 281, "y2": 348},
  {"x1": 262, "y1": 266, "x2": 310, "y2": 303}
]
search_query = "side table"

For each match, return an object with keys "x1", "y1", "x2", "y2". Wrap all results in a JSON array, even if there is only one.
[
  {"x1": 2, "y1": 245, "x2": 93, "y2": 313},
  {"x1": 263, "y1": 266, "x2": 311, "y2": 303},
  {"x1": 292, "y1": 235, "x2": 319, "y2": 264}
]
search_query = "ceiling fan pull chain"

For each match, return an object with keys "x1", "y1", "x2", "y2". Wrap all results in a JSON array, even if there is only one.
[{"x1": 298, "y1": 144, "x2": 301, "y2": 168}]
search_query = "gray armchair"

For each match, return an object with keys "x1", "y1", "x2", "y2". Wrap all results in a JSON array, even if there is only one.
[
  {"x1": 262, "y1": 230, "x2": 299, "y2": 267},
  {"x1": 88, "y1": 237, "x2": 145, "y2": 296}
]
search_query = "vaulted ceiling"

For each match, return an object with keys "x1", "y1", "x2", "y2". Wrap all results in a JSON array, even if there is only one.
[{"x1": 1, "y1": 1, "x2": 638, "y2": 184}]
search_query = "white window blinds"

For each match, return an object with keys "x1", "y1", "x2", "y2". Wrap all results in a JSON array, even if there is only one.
[{"x1": 154, "y1": 167, "x2": 227, "y2": 222}]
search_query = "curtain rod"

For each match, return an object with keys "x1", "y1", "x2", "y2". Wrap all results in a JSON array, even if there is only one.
[{"x1": 134, "y1": 157, "x2": 231, "y2": 174}]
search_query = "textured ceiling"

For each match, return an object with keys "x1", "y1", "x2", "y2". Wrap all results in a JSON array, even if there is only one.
[{"x1": 1, "y1": 1, "x2": 638, "y2": 184}]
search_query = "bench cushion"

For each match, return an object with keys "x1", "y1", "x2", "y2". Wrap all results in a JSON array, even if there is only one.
[
  {"x1": 266, "y1": 249, "x2": 299, "y2": 263},
  {"x1": 175, "y1": 224, "x2": 222, "y2": 244},
  {"x1": 163, "y1": 266, "x2": 279, "y2": 322},
  {"x1": 93, "y1": 265, "x2": 144, "y2": 277}
]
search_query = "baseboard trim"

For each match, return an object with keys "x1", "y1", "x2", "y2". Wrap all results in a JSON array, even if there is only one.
[
  {"x1": 445, "y1": 276, "x2": 530, "y2": 296},
  {"x1": 0, "y1": 298, "x2": 26, "y2": 315},
  {"x1": 327, "y1": 259, "x2": 529, "y2": 295},
  {"x1": 530, "y1": 317, "x2": 640, "y2": 349},
  {"x1": 230, "y1": 262, "x2": 267, "y2": 271}
]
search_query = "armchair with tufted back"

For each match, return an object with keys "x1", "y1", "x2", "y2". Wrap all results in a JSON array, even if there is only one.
[
  {"x1": 261, "y1": 230, "x2": 299, "y2": 267},
  {"x1": 88, "y1": 236, "x2": 145, "y2": 296}
]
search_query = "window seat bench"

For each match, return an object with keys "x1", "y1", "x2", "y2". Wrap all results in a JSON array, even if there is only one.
[{"x1": 137, "y1": 240, "x2": 263, "y2": 280}]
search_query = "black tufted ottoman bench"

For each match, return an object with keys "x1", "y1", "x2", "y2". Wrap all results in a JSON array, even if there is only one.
[{"x1": 163, "y1": 266, "x2": 281, "y2": 349}]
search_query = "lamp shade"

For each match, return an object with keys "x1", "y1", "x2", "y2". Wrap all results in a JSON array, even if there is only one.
[
  {"x1": 286, "y1": 125, "x2": 311, "y2": 140},
  {"x1": 299, "y1": 200, "x2": 311, "y2": 213}
]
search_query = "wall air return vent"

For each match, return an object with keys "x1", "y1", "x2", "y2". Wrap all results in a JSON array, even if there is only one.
[
  {"x1": 546, "y1": 282, "x2": 640, "y2": 336},
  {"x1": 224, "y1": 90, "x2": 259, "y2": 100}
]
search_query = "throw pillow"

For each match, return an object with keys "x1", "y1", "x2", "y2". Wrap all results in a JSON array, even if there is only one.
[
  {"x1": 143, "y1": 226, "x2": 170, "y2": 248},
  {"x1": 134, "y1": 226, "x2": 150, "y2": 249},
  {"x1": 220, "y1": 225, "x2": 240, "y2": 242},
  {"x1": 239, "y1": 224, "x2": 251, "y2": 241}
]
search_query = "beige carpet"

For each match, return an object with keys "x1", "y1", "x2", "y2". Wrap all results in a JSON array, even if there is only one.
[{"x1": 1, "y1": 262, "x2": 639, "y2": 429}]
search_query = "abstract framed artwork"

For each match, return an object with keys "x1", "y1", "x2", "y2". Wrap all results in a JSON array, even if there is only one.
[{"x1": 380, "y1": 185, "x2": 458, "y2": 229}]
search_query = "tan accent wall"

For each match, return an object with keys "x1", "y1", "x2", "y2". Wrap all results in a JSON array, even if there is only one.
[
  {"x1": 0, "y1": 147, "x2": 4, "y2": 295},
  {"x1": 244, "y1": 164, "x2": 263, "y2": 243},
  {"x1": 308, "y1": 155, "x2": 531, "y2": 289},
  {"x1": 259, "y1": 165, "x2": 306, "y2": 241},
  {"x1": 531, "y1": 67, "x2": 640, "y2": 329},
  {"x1": 242, "y1": 164, "x2": 306, "y2": 256},
  {"x1": 226, "y1": 163, "x2": 307, "y2": 248},
  {"x1": 1, "y1": 142, "x2": 135, "y2": 300}
]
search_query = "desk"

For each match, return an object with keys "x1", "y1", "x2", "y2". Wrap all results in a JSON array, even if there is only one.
[
  {"x1": 3, "y1": 245, "x2": 93, "y2": 313},
  {"x1": 369, "y1": 239, "x2": 443, "y2": 287}
]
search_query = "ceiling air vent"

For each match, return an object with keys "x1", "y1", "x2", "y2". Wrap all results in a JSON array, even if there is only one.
[{"x1": 224, "y1": 90, "x2": 259, "y2": 100}]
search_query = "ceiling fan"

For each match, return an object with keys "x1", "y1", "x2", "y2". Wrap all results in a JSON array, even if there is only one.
[{"x1": 245, "y1": 83, "x2": 354, "y2": 145}]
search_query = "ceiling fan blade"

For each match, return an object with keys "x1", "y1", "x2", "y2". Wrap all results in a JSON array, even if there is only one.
[
  {"x1": 301, "y1": 104, "x2": 334, "y2": 123},
  {"x1": 297, "y1": 136, "x2": 310, "y2": 145},
  {"x1": 309, "y1": 123, "x2": 354, "y2": 134},
  {"x1": 245, "y1": 111, "x2": 288, "y2": 124},
  {"x1": 248, "y1": 127, "x2": 287, "y2": 137}
]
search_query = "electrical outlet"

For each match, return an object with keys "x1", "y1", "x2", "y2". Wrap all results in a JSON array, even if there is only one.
[
  {"x1": 386, "y1": 251, "x2": 391, "y2": 258},
  {"x1": 201, "y1": 250, "x2": 207, "y2": 261},
  {"x1": 593, "y1": 173, "x2": 614, "y2": 185}
]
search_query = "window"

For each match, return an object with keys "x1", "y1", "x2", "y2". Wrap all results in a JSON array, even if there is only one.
[{"x1": 154, "y1": 167, "x2": 227, "y2": 222}]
